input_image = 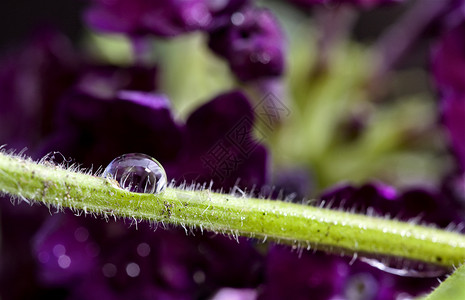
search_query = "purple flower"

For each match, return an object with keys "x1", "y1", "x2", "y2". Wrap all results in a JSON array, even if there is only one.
[
  {"x1": 33, "y1": 215, "x2": 99, "y2": 287},
  {"x1": 0, "y1": 30, "x2": 79, "y2": 150},
  {"x1": 317, "y1": 182, "x2": 456, "y2": 299},
  {"x1": 84, "y1": 0, "x2": 249, "y2": 37},
  {"x1": 208, "y1": 6, "x2": 286, "y2": 81},
  {"x1": 439, "y1": 92, "x2": 465, "y2": 173},
  {"x1": 287, "y1": 0, "x2": 404, "y2": 8},
  {"x1": 26, "y1": 61, "x2": 269, "y2": 299},
  {"x1": 0, "y1": 26, "x2": 270, "y2": 299},
  {"x1": 319, "y1": 182, "x2": 463, "y2": 228},
  {"x1": 177, "y1": 90, "x2": 269, "y2": 190},
  {"x1": 342, "y1": 259, "x2": 439, "y2": 300},
  {"x1": 32, "y1": 214, "x2": 264, "y2": 299},
  {"x1": 432, "y1": 22, "x2": 465, "y2": 95},
  {"x1": 39, "y1": 75, "x2": 269, "y2": 190},
  {"x1": 319, "y1": 182, "x2": 399, "y2": 216},
  {"x1": 442, "y1": 171, "x2": 465, "y2": 212},
  {"x1": 266, "y1": 167, "x2": 314, "y2": 201},
  {"x1": 258, "y1": 246, "x2": 349, "y2": 300},
  {"x1": 431, "y1": 14, "x2": 465, "y2": 215},
  {"x1": 397, "y1": 188, "x2": 463, "y2": 228}
]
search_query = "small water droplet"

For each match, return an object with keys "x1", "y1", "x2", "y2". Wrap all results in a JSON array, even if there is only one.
[
  {"x1": 102, "y1": 153, "x2": 167, "y2": 194},
  {"x1": 360, "y1": 257, "x2": 448, "y2": 278}
]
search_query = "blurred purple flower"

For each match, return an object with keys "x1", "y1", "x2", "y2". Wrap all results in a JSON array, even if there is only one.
[
  {"x1": 0, "y1": 25, "x2": 269, "y2": 299},
  {"x1": 319, "y1": 182, "x2": 463, "y2": 228},
  {"x1": 39, "y1": 80, "x2": 268, "y2": 191},
  {"x1": 0, "y1": 30, "x2": 79, "y2": 150},
  {"x1": 33, "y1": 215, "x2": 264, "y2": 300},
  {"x1": 342, "y1": 259, "x2": 439, "y2": 300},
  {"x1": 319, "y1": 182, "x2": 399, "y2": 216},
  {"x1": 33, "y1": 62, "x2": 267, "y2": 300},
  {"x1": 33, "y1": 215, "x2": 99, "y2": 286},
  {"x1": 178, "y1": 90, "x2": 269, "y2": 190},
  {"x1": 84, "y1": 0, "x2": 249, "y2": 37},
  {"x1": 265, "y1": 167, "x2": 314, "y2": 201},
  {"x1": 442, "y1": 171, "x2": 465, "y2": 212},
  {"x1": 258, "y1": 246, "x2": 349, "y2": 300},
  {"x1": 208, "y1": 6, "x2": 286, "y2": 81},
  {"x1": 288, "y1": 0, "x2": 404, "y2": 8},
  {"x1": 318, "y1": 182, "x2": 459, "y2": 299},
  {"x1": 431, "y1": 15, "x2": 465, "y2": 213},
  {"x1": 432, "y1": 22, "x2": 465, "y2": 94},
  {"x1": 438, "y1": 92, "x2": 465, "y2": 174}
]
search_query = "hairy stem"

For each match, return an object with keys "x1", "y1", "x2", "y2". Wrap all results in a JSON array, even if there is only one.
[{"x1": 0, "y1": 151, "x2": 464, "y2": 267}]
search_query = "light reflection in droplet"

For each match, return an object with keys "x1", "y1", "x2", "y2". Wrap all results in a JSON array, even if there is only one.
[{"x1": 102, "y1": 153, "x2": 167, "y2": 195}]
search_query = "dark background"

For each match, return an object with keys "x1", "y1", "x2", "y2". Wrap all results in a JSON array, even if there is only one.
[{"x1": 0, "y1": 0, "x2": 85, "y2": 53}]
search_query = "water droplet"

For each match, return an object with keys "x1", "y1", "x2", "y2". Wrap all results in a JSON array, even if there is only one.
[
  {"x1": 102, "y1": 153, "x2": 167, "y2": 194},
  {"x1": 360, "y1": 257, "x2": 448, "y2": 278}
]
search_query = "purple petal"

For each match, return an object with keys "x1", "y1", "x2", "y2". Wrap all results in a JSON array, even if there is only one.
[
  {"x1": 259, "y1": 246, "x2": 349, "y2": 300},
  {"x1": 440, "y1": 92, "x2": 465, "y2": 172},
  {"x1": 319, "y1": 182, "x2": 399, "y2": 216},
  {"x1": 0, "y1": 30, "x2": 79, "y2": 149},
  {"x1": 397, "y1": 188, "x2": 463, "y2": 228},
  {"x1": 288, "y1": 0, "x2": 404, "y2": 8},
  {"x1": 38, "y1": 88, "x2": 183, "y2": 171},
  {"x1": 177, "y1": 90, "x2": 269, "y2": 190},
  {"x1": 85, "y1": 0, "x2": 242, "y2": 37},
  {"x1": 432, "y1": 22, "x2": 465, "y2": 94},
  {"x1": 208, "y1": 7, "x2": 286, "y2": 81}
]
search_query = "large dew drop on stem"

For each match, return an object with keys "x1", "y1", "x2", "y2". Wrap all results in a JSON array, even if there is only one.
[{"x1": 102, "y1": 153, "x2": 167, "y2": 194}]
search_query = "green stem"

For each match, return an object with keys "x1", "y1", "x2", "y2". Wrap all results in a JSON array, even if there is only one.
[{"x1": 1, "y1": 151, "x2": 464, "y2": 267}]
